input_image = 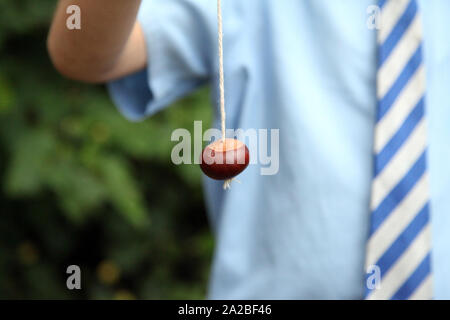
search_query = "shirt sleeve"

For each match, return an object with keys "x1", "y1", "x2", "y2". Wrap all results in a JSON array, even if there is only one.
[{"x1": 107, "y1": 0, "x2": 212, "y2": 121}]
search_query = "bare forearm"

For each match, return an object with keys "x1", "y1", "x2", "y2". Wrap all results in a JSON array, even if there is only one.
[{"x1": 48, "y1": 0, "x2": 144, "y2": 83}]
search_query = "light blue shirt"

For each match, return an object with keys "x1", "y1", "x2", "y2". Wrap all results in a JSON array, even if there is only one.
[{"x1": 108, "y1": 0, "x2": 450, "y2": 299}]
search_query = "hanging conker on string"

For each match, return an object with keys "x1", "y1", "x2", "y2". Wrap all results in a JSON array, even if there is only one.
[
  {"x1": 200, "y1": 138, "x2": 250, "y2": 180},
  {"x1": 200, "y1": 0, "x2": 249, "y2": 189}
]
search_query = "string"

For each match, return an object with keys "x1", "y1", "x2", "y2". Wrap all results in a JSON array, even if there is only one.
[
  {"x1": 217, "y1": 0, "x2": 233, "y2": 190},
  {"x1": 217, "y1": 0, "x2": 226, "y2": 142}
]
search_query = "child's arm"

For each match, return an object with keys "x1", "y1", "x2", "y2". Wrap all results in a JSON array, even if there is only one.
[{"x1": 47, "y1": 0, "x2": 146, "y2": 83}]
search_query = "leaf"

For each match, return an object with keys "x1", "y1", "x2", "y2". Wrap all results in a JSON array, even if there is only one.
[
  {"x1": 0, "y1": 74, "x2": 15, "y2": 114},
  {"x1": 4, "y1": 129, "x2": 56, "y2": 196},
  {"x1": 45, "y1": 159, "x2": 107, "y2": 224},
  {"x1": 98, "y1": 155, "x2": 150, "y2": 229}
]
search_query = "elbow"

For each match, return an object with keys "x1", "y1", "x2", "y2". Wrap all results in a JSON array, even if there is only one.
[{"x1": 47, "y1": 37, "x2": 111, "y2": 84}]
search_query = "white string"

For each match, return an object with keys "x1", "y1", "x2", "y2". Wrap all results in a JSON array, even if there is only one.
[
  {"x1": 217, "y1": 0, "x2": 232, "y2": 190},
  {"x1": 217, "y1": 0, "x2": 226, "y2": 142}
]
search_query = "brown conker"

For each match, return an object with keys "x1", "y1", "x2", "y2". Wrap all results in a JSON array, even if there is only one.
[{"x1": 200, "y1": 138, "x2": 250, "y2": 180}]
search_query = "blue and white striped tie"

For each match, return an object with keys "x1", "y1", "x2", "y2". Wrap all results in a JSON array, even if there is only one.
[{"x1": 365, "y1": 0, "x2": 432, "y2": 300}]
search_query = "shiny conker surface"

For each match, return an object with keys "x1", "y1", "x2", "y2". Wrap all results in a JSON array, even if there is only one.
[{"x1": 200, "y1": 138, "x2": 250, "y2": 180}]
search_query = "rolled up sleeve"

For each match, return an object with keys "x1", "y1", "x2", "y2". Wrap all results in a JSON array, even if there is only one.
[{"x1": 108, "y1": 0, "x2": 212, "y2": 121}]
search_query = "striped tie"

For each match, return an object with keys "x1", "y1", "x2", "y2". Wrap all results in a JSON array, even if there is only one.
[{"x1": 365, "y1": 0, "x2": 432, "y2": 300}]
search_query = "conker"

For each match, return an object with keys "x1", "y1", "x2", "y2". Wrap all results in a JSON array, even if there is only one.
[{"x1": 200, "y1": 138, "x2": 249, "y2": 180}]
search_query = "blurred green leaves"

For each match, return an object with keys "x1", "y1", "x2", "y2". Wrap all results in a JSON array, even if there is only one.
[
  {"x1": 0, "y1": 0, "x2": 213, "y2": 299},
  {"x1": 5, "y1": 129, "x2": 56, "y2": 195},
  {"x1": 0, "y1": 74, "x2": 15, "y2": 114},
  {"x1": 0, "y1": 0, "x2": 55, "y2": 46}
]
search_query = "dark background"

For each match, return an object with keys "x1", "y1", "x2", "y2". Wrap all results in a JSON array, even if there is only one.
[{"x1": 0, "y1": 1, "x2": 214, "y2": 299}]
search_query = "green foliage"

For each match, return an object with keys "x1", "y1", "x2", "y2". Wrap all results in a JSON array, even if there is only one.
[{"x1": 0, "y1": 0, "x2": 213, "y2": 299}]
